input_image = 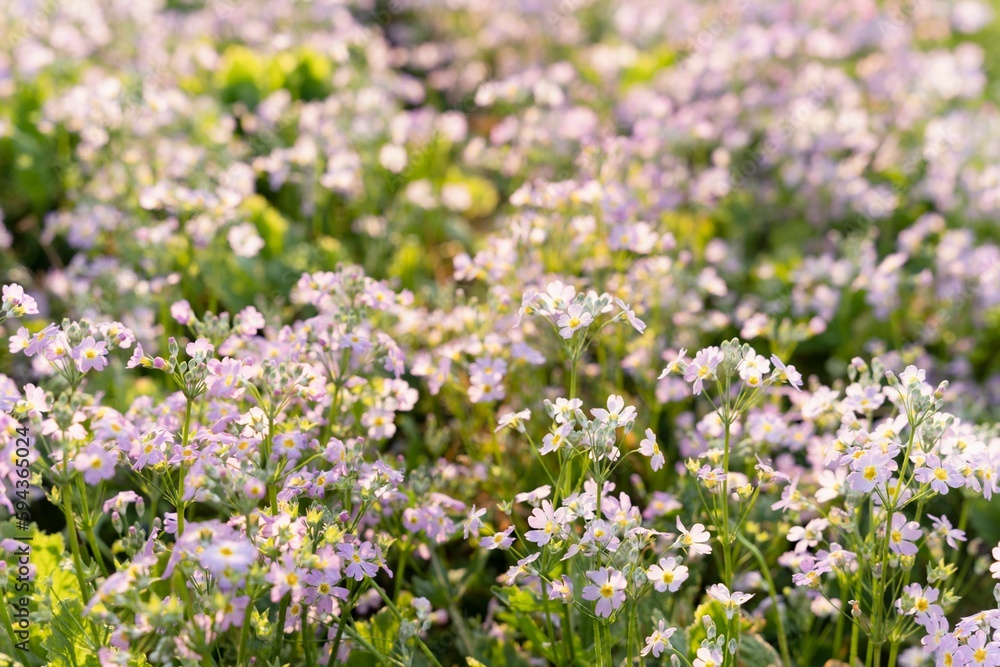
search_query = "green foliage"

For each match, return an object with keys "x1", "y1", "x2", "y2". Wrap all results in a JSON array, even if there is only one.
[{"x1": 40, "y1": 598, "x2": 100, "y2": 667}]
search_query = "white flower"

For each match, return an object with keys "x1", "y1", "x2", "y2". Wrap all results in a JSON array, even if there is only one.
[
  {"x1": 557, "y1": 303, "x2": 593, "y2": 339},
  {"x1": 646, "y1": 556, "x2": 689, "y2": 593},
  {"x1": 707, "y1": 583, "x2": 754, "y2": 619}
]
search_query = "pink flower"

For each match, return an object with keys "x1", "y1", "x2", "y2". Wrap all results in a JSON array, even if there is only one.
[
  {"x1": 914, "y1": 455, "x2": 965, "y2": 495},
  {"x1": 557, "y1": 303, "x2": 593, "y2": 339},
  {"x1": 638, "y1": 428, "x2": 664, "y2": 471},
  {"x1": 674, "y1": 518, "x2": 712, "y2": 555},
  {"x1": 186, "y1": 338, "x2": 214, "y2": 358},
  {"x1": 770, "y1": 354, "x2": 803, "y2": 390},
  {"x1": 339, "y1": 541, "x2": 380, "y2": 580},
  {"x1": 539, "y1": 423, "x2": 572, "y2": 455},
  {"x1": 707, "y1": 583, "x2": 754, "y2": 619},
  {"x1": 72, "y1": 336, "x2": 109, "y2": 373},
  {"x1": 201, "y1": 538, "x2": 258, "y2": 577},
  {"x1": 694, "y1": 646, "x2": 724, "y2": 667},
  {"x1": 25, "y1": 324, "x2": 58, "y2": 357},
  {"x1": 361, "y1": 406, "x2": 396, "y2": 439},
  {"x1": 646, "y1": 556, "x2": 689, "y2": 593},
  {"x1": 170, "y1": 299, "x2": 195, "y2": 325},
  {"x1": 464, "y1": 505, "x2": 487, "y2": 539},
  {"x1": 504, "y1": 553, "x2": 540, "y2": 586},
  {"x1": 614, "y1": 298, "x2": 646, "y2": 333},
  {"x1": 581, "y1": 567, "x2": 627, "y2": 618},
  {"x1": 74, "y1": 444, "x2": 118, "y2": 485},
  {"x1": 684, "y1": 346, "x2": 723, "y2": 395},
  {"x1": 888, "y1": 513, "x2": 922, "y2": 557},
  {"x1": 846, "y1": 450, "x2": 896, "y2": 494},
  {"x1": 641, "y1": 620, "x2": 676, "y2": 658},
  {"x1": 2, "y1": 284, "x2": 38, "y2": 317},
  {"x1": 18, "y1": 384, "x2": 48, "y2": 416},
  {"x1": 126, "y1": 343, "x2": 146, "y2": 369},
  {"x1": 227, "y1": 222, "x2": 265, "y2": 258},
  {"x1": 267, "y1": 556, "x2": 306, "y2": 603},
  {"x1": 525, "y1": 500, "x2": 567, "y2": 546},
  {"x1": 480, "y1": 527, "x2": 515, "y2": 551},
  {"x1": 591, "y1": 395, "x2": 636, "y2": 427},
  {"x1": 132, "y1": 429, "x2": 170, "y2": 470}
]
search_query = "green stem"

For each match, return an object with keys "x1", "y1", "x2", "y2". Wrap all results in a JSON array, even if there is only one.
[
  {"x1": 370, "y1": 581, "x2": 446, "y2": 667},
  {"x1": 542, "y1": 582, "x2": 559, "y2": 664},
  {"x1": 431, "y1": 547, "x2": 475, "y2": 656},
  {"x1": 303, "y1": 604, "x2": 317, "y2": 667},
  {"x1": 834, "y1": 581, "x2": 847, "y2": 660},
  {"x1": 76, "y1": 478, "x2": 110, "y2": 577},
  {"x1": 236, "y1": 601, "x2": 254, "y2": 667},
  {"x1": 737, "y1": 533, "x2": 791, "y2": 667},
  {"x1": 594, "y1": 619, "x2": 608, "y2": 667},
  {"x1": 272, "y1": 598, "x2": 289, "y2": 662},
  {"x1": 61, "y1": 489, "x2": 91, "y2": 598},
  {"x1": 627, "y1": 599, "x2": 637, "y2": 667},
  {"x1": 721, "y1": 420, "x2": 733, "y2": 587},
  {"x1": 393, "y1": 544, "x2": 409, "y2": 604},
  {"x1": 569, "y1": 354, "x2": 578, "y2": 400},
  {"x1": 0, "y1": 588, "x2": 32, "y2": 666},
  {"x1": 887, "y1": 640, "x2": 899, "y2": 667},
  {"x1": 176, "y1": 396, "x2": 193, "y2": 536},
  {"x1": 562, "y1": 594, "x2": 576, "y2": 665}
]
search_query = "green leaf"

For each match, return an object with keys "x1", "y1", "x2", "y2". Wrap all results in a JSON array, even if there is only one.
[
  {"x1": 41, "y1": 598, "x2": 100, "y2": 667},
  {"x1": 685, "y1": 598, "x2": 780, "y2": 667},
  {"x1": 737, "y1": 632, "x2": 781, "y2": 667},
  {"x1": 30, "y1": 530, "x2": 81, "y2": 605},
  {"x1": 493, "y1": 586, "x2": 548, "y2": 614},
  {"x1": 355, "y1": 606, "x2": 400, "y2": 657}
]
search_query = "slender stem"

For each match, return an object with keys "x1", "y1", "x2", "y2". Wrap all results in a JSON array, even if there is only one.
[
  {"x1": 562, "y1": 594, "x2": 576, "y2": 665},
  {"x1": 302, "y1": 604, "x2": 317, "y2": 667},
  {"x1": 721, "y1": 420, "x2": 733, "y2": 587},
  {"x1": 76, "y1": 478, "x2": 110, "y2": 577},
  {"x1": 569, "y1": 353, "x2": 578, "y2": 400},
  {"x1": 737, "y1": 533, "x2": 791, "y2": 667},
  {"x1": 594, "y1": 619, "x2": 608, "y2": 667},
  {"x1": 236, "y1": 601, "x2": 254, "y2": 667},
  {"x1": 887, "y1": 640, "x2": 899, "y2": 667},
  {"x1": 370, "y1": 581, "x2": 446, "y2": 667},
  {"x1": 430, "y1": 547, "x2": 475, "y2": 656},
  {"x1": 266, "y1": 411, "x2": 278, "y2": 515},
  {"x1": 272, "y1": 598, "x2": 289, "y2": 662},
  {"x1": 542, "y1": 581, "x2": 559, "y2": 664},
  {"x1": 626, "y1": 598, "x2": 637, "y2": 667},
  {"x1": 393, "y1": 543, "x2": 409, "y2": 604},
  {"x1": 834, "y1": 580, "x2": 847, "y2": 659},
  {"x1": 61, "y1": 489, "x2": 91, "y2": 598},
  {"x1": 850, "y1": 578, "x2": 861, "y2": 666},
  {"x1": 176, "y1": 396, "x2": 193, "y2": 536},
  {"x1": 0, "y1": 586, "x2": 32, "y2": 666}
]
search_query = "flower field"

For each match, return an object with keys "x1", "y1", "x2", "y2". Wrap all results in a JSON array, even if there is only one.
[{"x1": 4, "y1": 0, "x2": 1000, "y2": 665}]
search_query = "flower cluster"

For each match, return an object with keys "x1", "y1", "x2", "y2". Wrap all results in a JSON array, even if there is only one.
[{"x1": 2, "y1": 0, "x2": 1000, "y2": 665}]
